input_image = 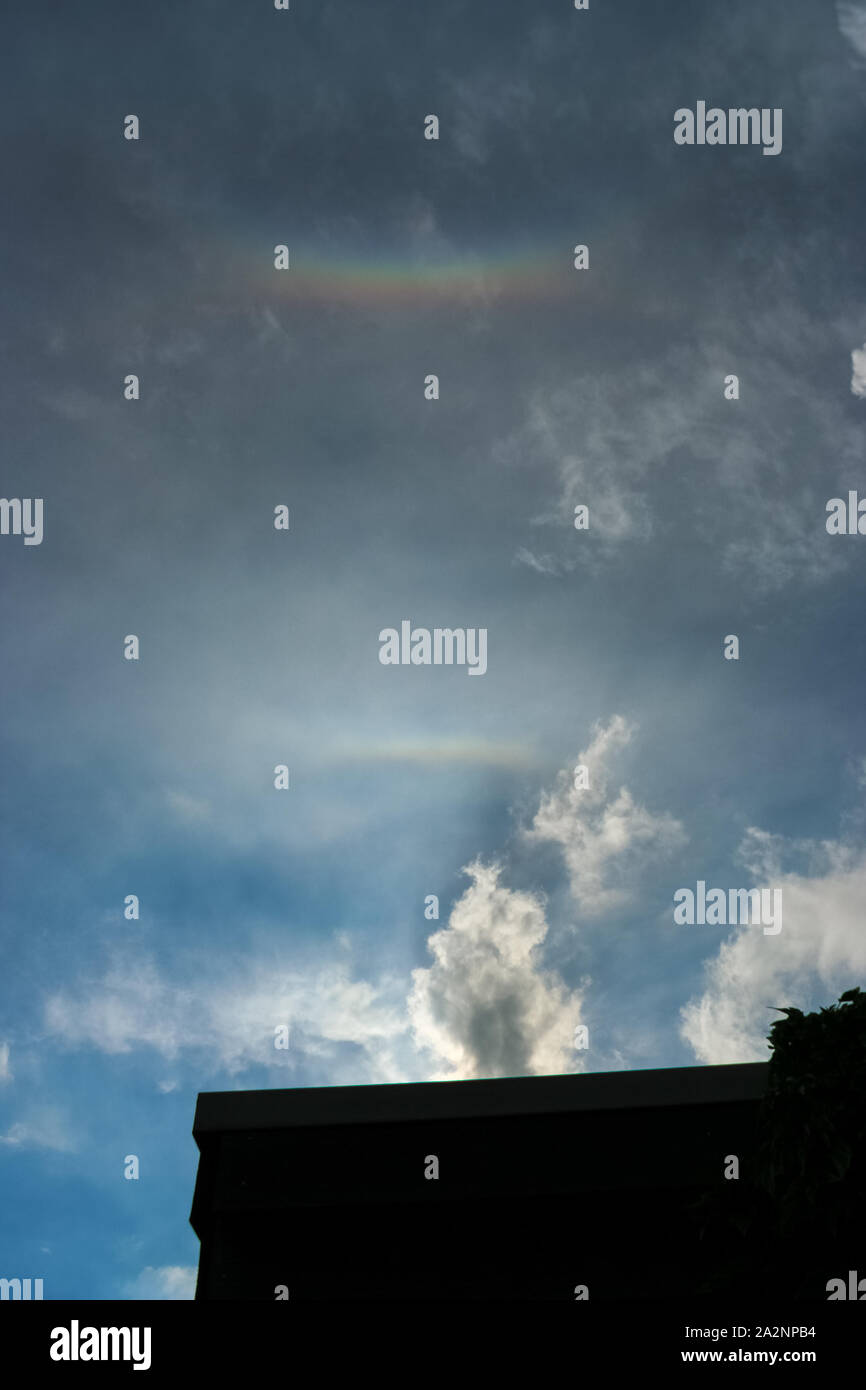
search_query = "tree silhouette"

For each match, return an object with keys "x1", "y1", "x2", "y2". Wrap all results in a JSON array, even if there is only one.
[{"x1": 690, "y1": 987, "x2": 866, "y2": 1297}]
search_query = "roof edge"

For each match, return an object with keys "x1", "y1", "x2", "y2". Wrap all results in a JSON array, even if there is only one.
[{"x1": 193, "y1": 1062, "x2": 770, "y2": 1138}]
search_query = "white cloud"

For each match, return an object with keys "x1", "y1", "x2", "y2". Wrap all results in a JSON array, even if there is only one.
[
  {"x1": 513, "y1": 546, "x2": 563, "y2": 577},
  {"x1": 838, "y1": 2, "x2": 866, "y2": 59},
  {"x1": 851, "y1": 343, "x2": 866, "y2": 397},
  {"x1": 0, "y1": 1107, "x2": 76, "y2": 1152},
  {"x1": 502, "y1": 314, "x2": 859, "y2": 594},
  {"x1": 123, "y1": 1265, "x2": 196, "y2": 1300},
  {"x1": 41, "y1": 720, "x2": 688, "y2": 1086},
  {"x1": 408, "y1": 861, "x2": 585, "y2": 1080},
  {"x1": 407, "y1": 721, "x2": 687, "y2": 1078},
  {"x1": 0, "y1": 1042, "x2": 10, "y2": 1084},
  {"x1": 47, "y1": 858, "x2": 587, "y2": 1086},
  {"x1": 524, "y1": 716, "x2": 687, "y2": 913},
  {"x1": 164, "y1": 788, "x2": 212, "y2": 824},
  {"x1": 501, "y1": 371, "x2": 689, "y2": 574},
  {"x1": 253, "y1": 306, "x2": 292, "y2": 347},
  {"x1": 44, "y1": 954, "x2": 411, "y2": 1083},
  {"x1": 680, "y1": 831, "x2": 866, "y2": 1062}
]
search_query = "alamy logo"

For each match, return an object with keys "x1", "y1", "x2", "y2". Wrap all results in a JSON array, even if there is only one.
[
  {"x1": 0, "y1": 1276, "x2": 43, "y2": 1299},
  {"x1": 0, "y1": 497, "x2": 43, "y2": 545},
  {"x1": 826, "y1": 492, "x2": 866, "y2": 534},
  {"x1": 674, "y1": 880, "x2": 782, "y2": 935},
  {"x1": 674, "y1": 103, "x2": 782, "y2": 156},
  {"x1": 50, "y1": 1321, "x2": 152, "y2": 1371},
  {"x1": 379, "y1": 621, "x2": 487, "y2": 675},
  {"x1": 826, "y1": 1270, "x2": 866, "y2": 1299}
]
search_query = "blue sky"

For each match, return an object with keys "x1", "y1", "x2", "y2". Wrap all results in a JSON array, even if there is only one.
[{"x1": 2, "y1": 0, "x2": 866, "y2": 1299}]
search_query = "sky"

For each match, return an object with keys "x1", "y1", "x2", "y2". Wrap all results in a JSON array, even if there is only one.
[{"x1": 2, "y1": 0, "x2": 866, "y2": 1300}]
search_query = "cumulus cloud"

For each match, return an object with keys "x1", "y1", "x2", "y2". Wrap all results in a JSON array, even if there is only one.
[
  {"x1": 408, "y1": 861, "x2": 585, "y2": 1080},
  {"x1": 680, "y1": 830, "x2": 866, "y2": 1063},
  {"x1": 851, "y1": 342, "x2": 866, "y2": 397},
  {"x1": 407, "y1": 719, "x2": 686, "y2": 1078},
  {"x1": 122, "y1": 1265, "x2": 196, "y2": 1300},
  {"x1": 524, "y1": 716, "x2": 687, "y2": 913},
  {"x1": 41, "y1": 720, "x2": 686, "y2": 1086}
]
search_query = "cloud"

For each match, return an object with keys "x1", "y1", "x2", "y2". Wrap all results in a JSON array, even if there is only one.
[
  {"x1": 722, "y1": 486, "x2": 848, "y2": 591},
  {"x1": 851, "y1": 343, "x2": 866, "y2": 397},
  {"x1": 513, "y1": 546, "x2": 563, "y2": 577},
  {"x1": 680, "y1": 830, "x2": 866, "y2": 1062},
  {"x1": 524, "y1": 716, "x2": 687, "y2": 913},
  {"x1": 0, "y1": 1107, "x2": 76, "y2": 1152},
  {"x1": 837, "y1": 2, "x2": 866, "y2": 59},
  {"x1": 43, "y1": 954, "x2": 411, "y2": 1083},
  {"x1": 46, "y1": 883, "x2": 585, "y2": 1086},
  {"x1": 154, "y1": 331, "x2": 204, "y2": 367},
  {"x1": 0, "y1": 1042, "x2": 10, "y2": 1084},
  {"x1": 502, "y1": 309, "x2": 860, "y2": 593},
  {"x1": 122, "y1": 1265, "x2": 196, "y2": 1300},
  {"x1": 447, "y1": 71, "x2": 536, "y2": 164},
  {"x1": 502, "y1": 372, "x2": 686, "y2": 576},
  {"x1": 333, "y1": 737, "x2": 534, "y2": 768},
  {"x1": 47, "y1": 729, "x2": 643, "y2": 1089},
  {"x1": 401, "y1": 195, "x2": 457, "y2": 262},
  {"x1": 41, "y1": 387, "x2": 106, "y2": 422},
  {"x1": 408, "y1": 861, "x2": 585, "y2": 1080},
  {"x1": 163, "y1": 788, "x2": 212, "y2": 824},
  {"x1": 406, "y1": 723, "x2": 684, "y2": 1079},
  {"x1": 39, "y1": 721, "x2": 691, "y2": 1088}
]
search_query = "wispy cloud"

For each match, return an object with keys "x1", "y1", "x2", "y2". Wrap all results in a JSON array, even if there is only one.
[
  {"x1": 163, "y1": 788, "x2": 212, "y2": 824},
  {"x1": 332, "y1": 737, "x2": 535, "y2": 768},
  {"x1": 506, "y1": 381, "x2": 663, "y2": 576},
  {"x1": 851, "y1": 342, "x2": 866, "y2": 396},
  {"x1": 447, "y1": 70, "x2": 536, "y2": 165},
  {"x1": 43, "y1": 955, "x2": 410, "y2": 1083},
  {"x1": 837, "y1": 2, "x2": 866, "y2": 59},
  {"x1": 122, "y1": 1265, "x2": 196, "y2": 1300},
  {"x1": 0, "y1": 1107, "x2": 76, "y2": 1152}
]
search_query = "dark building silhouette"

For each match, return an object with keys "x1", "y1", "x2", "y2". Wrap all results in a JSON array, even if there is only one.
[{"x1": 190, "y1": 1063, "x2": 779, "y2": 1300}]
